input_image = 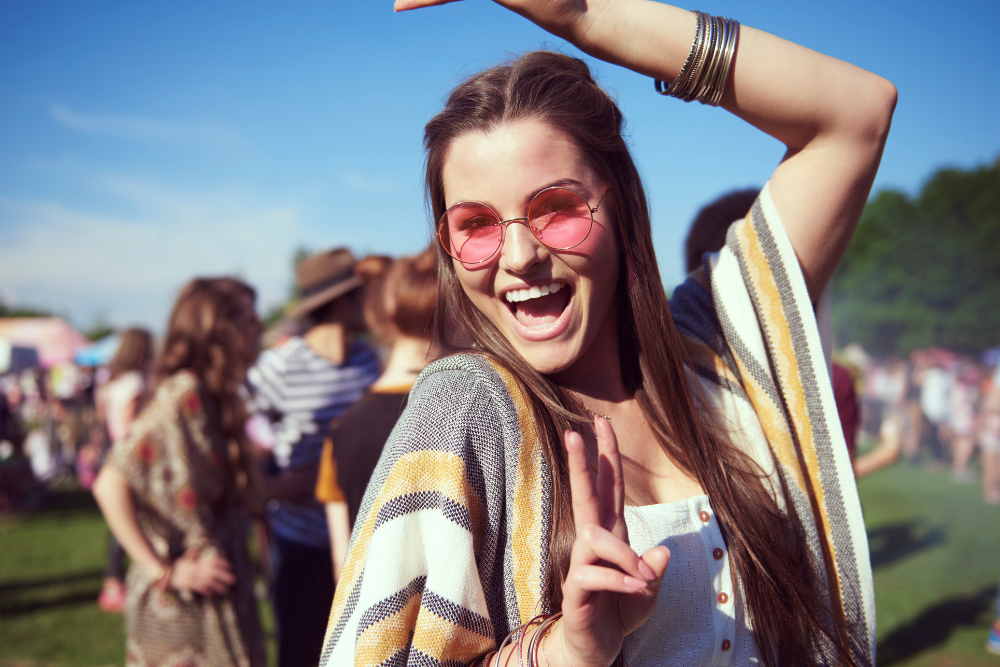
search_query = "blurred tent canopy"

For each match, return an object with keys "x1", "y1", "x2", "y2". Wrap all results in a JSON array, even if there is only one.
[
  {"x1": 0, "y1": 340, "x2": 41, "y2": 374},
  {"x1": 0, "y1": 318, "x2": 90, "y2": 369},
  {"x1": 74, "y1": 334, "x2": 121, "y2": 367},
  {"x1": 831, "y1": 155, "x2": 1000, "y2": 356}
]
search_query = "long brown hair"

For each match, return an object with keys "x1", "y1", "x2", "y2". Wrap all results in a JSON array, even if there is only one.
[
  {"x1": 155, "y1": 277, "x2": 259, "y2": 498},
  {"x1": 424, "y1": 51, "x2": 854, "y2": 666},
  {"x1": 108, "y1": 327, "x2": 154, "y2": 382}
]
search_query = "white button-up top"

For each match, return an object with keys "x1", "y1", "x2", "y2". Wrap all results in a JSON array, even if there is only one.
[{"x1": 622, "y1": 495, "x2": 760, "y2": 666}]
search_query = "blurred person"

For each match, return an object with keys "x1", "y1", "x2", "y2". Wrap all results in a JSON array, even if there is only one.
[
  {"x1": 94, "y1": 328, "x2": 154, "y2": 614},
  {"x1": 948, "y1": 361, "x2": 981, "y2": 481},
  {"x1": 92, "y1": 278, "x2": 266, "y2": 667},
  {"x1": 920, "y1": 357, "x2": 952, "y2": 464},
  {"x1": 315, "y1": 247, "x2": 438, "y2": 583},
  {"x1": 835, "y1": 360, "x2": 900, "y2": 477},
  {"x1": 832, "y1": 361, "x2": 860, "y2": 458},
  {"x1": 903, "y1": 351, "x2": 927, "y2": 461},
  {"x1": 979, "y1": 364, "x2": 1000, "y2": 504},
  {"x1": 248, "y1": 248, "x2": 379, "y2": 667},
  {"x1": 683, "y1": 188, "x2": 759, "y2": 274}
]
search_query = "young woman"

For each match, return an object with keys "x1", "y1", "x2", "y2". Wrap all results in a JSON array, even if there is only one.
[
  {"x1": 93, "y1": 278, "x2": 266, "y2": 667},
  {"x1": 321, "y1": 1, "x2": 895, "y2": 666},
  {"x1": 96, "y1": 327, "x2": 154, "y2": 613}
]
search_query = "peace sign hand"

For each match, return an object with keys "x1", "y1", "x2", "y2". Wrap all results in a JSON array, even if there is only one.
[{"x1": 553, "y1": 416, "x2": 670, "y2": 667}]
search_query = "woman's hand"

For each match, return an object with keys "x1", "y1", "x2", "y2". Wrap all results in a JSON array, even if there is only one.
[
  {"x1": 554, "y1": 416, "x2": 670, "y2": 667},
  {"x1": 170, "y1": 549, "x2": 236, "y2": 596}
]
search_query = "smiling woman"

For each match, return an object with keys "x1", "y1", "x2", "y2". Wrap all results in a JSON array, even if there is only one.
[{"x1": 319, "y1": 1, "x2": 896, "y2": 666}]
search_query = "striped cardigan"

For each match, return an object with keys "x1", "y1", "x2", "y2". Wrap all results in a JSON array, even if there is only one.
[{"x1": 319, "y1": 183, "x2": 875, "y2": 666}]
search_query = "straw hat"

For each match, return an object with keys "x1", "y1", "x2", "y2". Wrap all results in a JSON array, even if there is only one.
[{"x1": 293, "y1": 248, "x2": 364, "y2": 318}]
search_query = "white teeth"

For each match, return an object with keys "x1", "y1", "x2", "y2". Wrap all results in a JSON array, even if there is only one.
[{"x1": 504, "y1": 282, "x2": 565, "y2": 303}]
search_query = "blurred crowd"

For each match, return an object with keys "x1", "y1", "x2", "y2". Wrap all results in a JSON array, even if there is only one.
[
  {"x1": 0, "y1": 244, "x2": 438, "y2": 667},
  {"x1": 844, "y1": 344, "x2": 1000, "y2": 504}
]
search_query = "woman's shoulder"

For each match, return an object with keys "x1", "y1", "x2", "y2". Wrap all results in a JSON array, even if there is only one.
[
  {"x1": 411, "y1": 353, "x2": 520, "y2": 413},
  {"x1": 384, "y1": 353, "x2": 526, "y2": 458},
  {"x1": 105, "y1": 370, "x2": 145, "y2": 403},
  {"x1": 144, "y1": 371, "x2": 204, "y2": 419}
]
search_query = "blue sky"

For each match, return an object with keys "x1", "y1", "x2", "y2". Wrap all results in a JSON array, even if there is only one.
[{"x1": 1, "y1": 0, "x2": 998, "y2": 332}]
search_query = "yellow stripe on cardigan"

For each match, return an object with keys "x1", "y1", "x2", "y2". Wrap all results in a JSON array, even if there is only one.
[
  {"x1": 734, "y1": 215, "x2": 842, "y2": 589},
  {"x1": 489, "y1": 360, "x2": 547, "y2": 623},
  {"x1": 354, "y1": 590, "x2": 422, "y2": 666},
  {"x1": 412, "y1": 603, "x2": 496, "y2": 664},
  {"x1": 324, "y1": 448, "x2": 486, "y2": 645},
  {"x1": 682, "y1": 335, "x2": 808, "y2": 493}
]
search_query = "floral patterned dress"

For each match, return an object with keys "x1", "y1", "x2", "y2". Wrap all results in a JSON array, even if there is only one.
[{"x1": 106, "y1": 371, "x2": 266, "y2": 667}]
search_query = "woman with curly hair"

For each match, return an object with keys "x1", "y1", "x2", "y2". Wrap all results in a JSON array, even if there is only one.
[{"x1": 94, "y1": 278, "x2": 266, "y2": 667}]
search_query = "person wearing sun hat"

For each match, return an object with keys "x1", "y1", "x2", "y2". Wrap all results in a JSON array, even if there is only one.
[{"x1": 248, "y1": 247, "x2": 380, "y2": 667}]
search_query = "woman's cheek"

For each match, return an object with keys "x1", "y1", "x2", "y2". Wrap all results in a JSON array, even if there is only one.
[
  {"x1": 559, "y1": 218, "x2": 618, "y2": 277},
  {"x1": 454, "y1": 262, "x2": 495, "y2": 304}
]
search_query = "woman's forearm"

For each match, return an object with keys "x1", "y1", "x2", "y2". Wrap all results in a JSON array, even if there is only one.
[
  {"x1": 566, "y1": 0, "x2": 897, "y2": 298},
  {"x1": 325, "y1": 502, "x2": 350, "y2": 585},
  {"x1": 93, "y1": 467, "x2": 163, "y2": 573},
  {"x1": 568, "y1": 1, "x2": 893, "y2": 150}
]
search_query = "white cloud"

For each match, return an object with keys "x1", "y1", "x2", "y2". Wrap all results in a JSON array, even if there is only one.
[
  {"x1": 50, "y1": 104, "x2": 247, "y2": 151},
  {"x1": 0, "y1": 176, "x2": 305, "y2": 330}
]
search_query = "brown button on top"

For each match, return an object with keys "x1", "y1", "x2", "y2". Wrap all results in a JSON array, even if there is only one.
[
  {"x1": 721, "y1": 639, "x2": 732, "y2": 651},
  {"x1": 718, "y1": 592, "x2": 729, "y2": 604},
  {"x1": 713, "y1": 548, "x2": 724, "y2": 560},
  {"x1": 699, "y1": 510, "x2": 711, "y2": 523}
]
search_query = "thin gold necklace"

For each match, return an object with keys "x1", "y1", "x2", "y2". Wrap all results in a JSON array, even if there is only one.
[{"x1": 583, "y1": 407, "x2": 612, "y2": 424}]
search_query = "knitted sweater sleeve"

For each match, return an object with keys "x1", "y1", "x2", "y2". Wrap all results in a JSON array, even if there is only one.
[{"x1": 318, "y1": 366, "x2": 502, "y2": 667}]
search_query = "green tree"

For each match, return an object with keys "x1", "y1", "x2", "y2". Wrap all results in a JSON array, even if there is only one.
[
  {"x1": 0, "y1": 303, "x2": 53, "y2": 318},
  {"x1": 831, "y1": 156, "x2": 1000, "y2": 355}
]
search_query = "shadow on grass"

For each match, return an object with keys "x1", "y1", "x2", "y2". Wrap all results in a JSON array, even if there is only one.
[
  {"x1": 868, "y1": 521, "x2": 946, "y2": 570},
  {"x1": 0, "y1": 569, "x2": 104, "y2": 617},
  {"x1": 0, "y1": 570, "x2": 104, "y2": 594},
  {"x1": 37, "y1": 489, "x2": 100, "y2": 514},
  {"x1": 0, "y1": 590, "x2": 102, "y2": 617},
  {"x1": 876, "y1": 584, "x2": 998, "y2": 665}
]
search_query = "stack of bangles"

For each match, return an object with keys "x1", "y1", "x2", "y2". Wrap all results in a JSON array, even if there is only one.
[
  {"x1": 655, "y1": 10, "x2": 740, "y2": 107},
  {"x1": 473, "y1": 612, "x2": 624, "y2": 667}
]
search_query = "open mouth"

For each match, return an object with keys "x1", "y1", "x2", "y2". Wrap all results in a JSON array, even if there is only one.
[{"x1": 503, "y1": 282, "x2": 571, "y2": 330}]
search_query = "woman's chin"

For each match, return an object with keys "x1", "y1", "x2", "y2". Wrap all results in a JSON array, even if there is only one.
[{"x1": 514, "y1": 341, "x2": 580, "y2": 377}]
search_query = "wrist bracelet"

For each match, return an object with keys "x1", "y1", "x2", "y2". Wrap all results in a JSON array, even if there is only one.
[
  {"x1": 527, "y1": 612, "x2": 562, "y2": 667},
  {"x1": 655, "y1": 10, "x2": 740, "y2": 107},
  {"x1": 153, "y1": 562, "x2": 174, "y2": 592}
]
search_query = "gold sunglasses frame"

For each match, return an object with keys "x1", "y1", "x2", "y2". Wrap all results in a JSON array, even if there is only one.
[{"x1": 437, "y1": 186, "x2": 607, "y2": 265}]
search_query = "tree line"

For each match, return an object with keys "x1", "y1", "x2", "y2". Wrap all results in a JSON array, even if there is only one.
[{"x1": 830, "y1": 155, "x2": 1000, "y2": 356}]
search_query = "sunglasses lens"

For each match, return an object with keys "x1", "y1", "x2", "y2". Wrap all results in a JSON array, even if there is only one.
[
  {"x1": 528, "y1": 188, "x2": 593, "y2": 249},
  {"x1": 441, "y1": 203, "x2": 502, "y2": 263}
]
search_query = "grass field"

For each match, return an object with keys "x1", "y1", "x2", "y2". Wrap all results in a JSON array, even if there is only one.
[{"x1": 1, "y1": 463, "x2": 998, "y2": 666}]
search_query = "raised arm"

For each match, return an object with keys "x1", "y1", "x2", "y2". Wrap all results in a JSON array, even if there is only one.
[{"x1": 396, "y1": 0, "x2": 897, "y2": 301}]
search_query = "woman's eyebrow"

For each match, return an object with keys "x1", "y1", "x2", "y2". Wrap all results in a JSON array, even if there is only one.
[{"x1": 522, "y1": 178, "x2": 590, "y2": 207}]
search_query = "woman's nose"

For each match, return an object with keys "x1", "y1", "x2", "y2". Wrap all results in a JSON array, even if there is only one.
[{"x1": 499, "y1": 219, "x2": 546, "y2": 274}]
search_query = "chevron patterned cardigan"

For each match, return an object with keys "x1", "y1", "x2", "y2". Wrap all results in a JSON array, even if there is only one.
[{"x1": 319, "y1": 182, "x2": 875, "y2": 667}]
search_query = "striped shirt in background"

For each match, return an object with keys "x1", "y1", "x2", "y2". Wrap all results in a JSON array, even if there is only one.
[{"x1": 248, "y1": 336, "x2": 379, "y2": 548}]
